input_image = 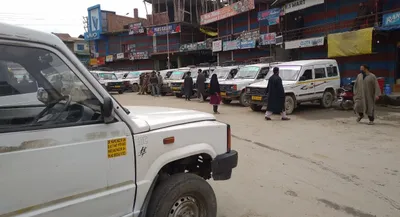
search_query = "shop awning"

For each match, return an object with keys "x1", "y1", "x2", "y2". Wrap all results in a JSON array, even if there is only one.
[{"x1": 375, "y1": 24, "x2": 400, "y2": 31}]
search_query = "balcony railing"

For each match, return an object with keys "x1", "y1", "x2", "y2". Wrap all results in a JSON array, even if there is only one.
[{"x1": 282, "y1": 8, "x2": 400, "y2": 41}]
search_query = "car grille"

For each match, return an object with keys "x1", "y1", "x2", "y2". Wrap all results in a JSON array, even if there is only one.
[
  {"x1": 220, "y1": 85, "x2": 231, "y2": 92},
  {"x1": 249, "y1": 87, "x2": 267, "y2": 95},
  {"x1": 171, "y1": 82, "x2": 182, "y2": 87}
]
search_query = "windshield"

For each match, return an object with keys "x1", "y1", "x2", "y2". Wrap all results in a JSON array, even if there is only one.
[
  {"x1": 169, "y1": 71, "x2": 186, "y2": 80},
  {"x1": 115, "y1": 73, "x2": 126, "y2": 79},
  {"x1": 99, "y1": 73, "x2": 118, "y2": 80},
  {"x1": 265, "y1": 66, "x2": 302, "y2": 81},
  {"x1": 235, "y1": 66, "x2": 260, "y2": 79},
  {"x1": 125, "y1": 71, "x2": 143, "y2": 79},
  {"x1": 212, "y1": 68, "x2": 231, "y2": 79}
]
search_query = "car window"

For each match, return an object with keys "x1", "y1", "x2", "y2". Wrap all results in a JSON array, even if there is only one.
[
  {"x1": 126, "y1": 71, "x2": 142, "y2": 79},
  {"x1": 0, "y1": 44, "x2": 103, "y2": 131},
  {"x1": 169, "y1": 71, "x2": 186, "y2": 80},
  {"x1": 99, "y1": 73, "x2": 118, "y2": 80},
  {"x1": 265, "y1": 66, "x2": 301, "y2": 81},
  {"x1": 315, "y1": 68, "x2": 326, "y2": 79},
  {"x1": 327, "y1": 66, "x2": 338, "y2": 77},
  {"x1": 235, "y1": 66, "x2": 260, "y2": 79},
  {"x1": 300, "y1": 69, "x2": 313, "y2": 81}
]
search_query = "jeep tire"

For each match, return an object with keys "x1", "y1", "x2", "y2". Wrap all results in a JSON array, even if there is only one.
[
  {"x1": 175, "y1": 93, "x2": 183, "y2": 98},
  {"x1": 132, "y1": 84, "x2": 139, "y2": 92},
  {"x1": 285, "y1": 95, "x2": 295, "y2": 115},
  {"x1": 222, "y1": 99, "x2": 232, "y2": 104},
  {"x1": 239, "y1": 92, "x2": 249, "y2": 107},
  {"x1": 147, "y1": 173, "x2": 217, "y2": 217},
  {"x1": 321, "y1": 91, "x2": 334, "y2": 108},
  {"x1": 250, "y1": 104, "x2": 262, "y2": 112}
]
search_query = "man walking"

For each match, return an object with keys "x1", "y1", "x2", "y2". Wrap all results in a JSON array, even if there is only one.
[
  {"x1": 196, "y1": 69, "x2": 206, "y2": 102},
  {"x1": 138, "y1": 73, "x2": 144, "y2": 95},
  {"x1": 157, "y1": 71, "x2": 163, "y2": 96},
  {"x1": 265, "y1": 67, "x2": 290, "y2": 121},
  {"x1": 354, "y1": 65, "x2": 381, "y2": 125},
  {"x1": 149, "y1": 71, "x2": 159, "y2": 96}
]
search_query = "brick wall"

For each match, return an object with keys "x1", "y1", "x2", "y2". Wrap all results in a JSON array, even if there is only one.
[{"x1": 106, "y1": 13, "x2": 146, "y2": 32}]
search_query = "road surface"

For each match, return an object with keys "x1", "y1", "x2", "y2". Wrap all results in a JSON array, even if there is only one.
[{"x1": 115, "y1": 93, "x2": 400, "y2": 217}]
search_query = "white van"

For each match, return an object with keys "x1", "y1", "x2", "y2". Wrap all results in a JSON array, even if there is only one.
[
  {"x1": 246, "y1": 59, "x2": 340, "y2": 114},
  {"x1": 0, "y1": 22, "x2": 237, "y2": 217}
]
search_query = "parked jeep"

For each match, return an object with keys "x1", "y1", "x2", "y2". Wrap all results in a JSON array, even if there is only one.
[
  {"x1": 246, "y1": 59, "x2": 340, "y2": 114},
  {"x1": 0, "y1": 22, "x2": 238, "y2": 217},
  {"x1": 203, "y1": 65, "x2": 241, "y2": 100},
  {"x1": 219, "y1": 63, "x2": 278, "y2": 106},
  {"x1": 123, "y1": 70, "x2": 152, "y2": 92},
  {"x1": 91, "y1": 71, "x2": 126, "y2": 94}
]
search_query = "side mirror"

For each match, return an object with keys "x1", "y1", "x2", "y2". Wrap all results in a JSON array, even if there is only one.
[
  {"x1": 102, "y1": 96, "x2": 114, "y2": 123},
  {"x1": 299, "y1": 76, "x2": 306, "y2": 81},
  {"x1": 36, "y1": 87, "x2": 49, "y2": 104}
]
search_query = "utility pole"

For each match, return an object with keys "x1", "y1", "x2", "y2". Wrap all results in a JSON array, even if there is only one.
[{"x1": 165, "y1": 0, "x2": 170, "y2": 69}]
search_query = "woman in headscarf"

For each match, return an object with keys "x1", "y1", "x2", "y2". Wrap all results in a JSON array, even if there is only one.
[
  {"x1": 184, "y1": 71, "x2": 194, "y2": 101},
  {"x1": 209, "y1": 74, "x2": 221, "y2": 114}
]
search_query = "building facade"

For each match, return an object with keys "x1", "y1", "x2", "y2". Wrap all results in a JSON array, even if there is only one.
[{"x1": 53, "y1": 33, "x2": 90, "y2": 66}]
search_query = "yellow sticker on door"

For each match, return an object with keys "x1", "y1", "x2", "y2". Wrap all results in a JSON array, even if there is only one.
[{"x1": 108, "y1": 138, "x2": 127, "y2": 158}]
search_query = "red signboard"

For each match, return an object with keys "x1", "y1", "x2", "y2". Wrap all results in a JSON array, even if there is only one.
[{"x1": 200, "y1": 0, "x2": 255, "y2": 25}]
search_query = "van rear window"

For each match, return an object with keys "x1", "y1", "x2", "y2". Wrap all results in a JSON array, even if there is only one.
[{"x1": 327, "y1": 66, "x2": 338, "y2": 77}]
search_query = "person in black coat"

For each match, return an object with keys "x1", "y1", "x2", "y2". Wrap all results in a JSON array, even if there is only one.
[
  {"x1": 184, "y1": 71, "x2": 194, "y2": 101},
  {"x1": 265, "y1": 67, "x2": 290, "y2": 121},
  {"x1": 196, "y1": 69, "x2": 206, "y2": 102},
  {"x1": 209, "y1": 74, "x2": 221, "y2": 114}
]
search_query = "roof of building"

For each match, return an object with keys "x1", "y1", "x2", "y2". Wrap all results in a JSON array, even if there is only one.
[{"x1": 0, "y1": 22, "x2": 63, "y2": 46}]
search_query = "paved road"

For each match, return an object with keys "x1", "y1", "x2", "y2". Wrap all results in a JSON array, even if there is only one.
[{"x1": 115, "y1": 93, "x2": 400, "y2": 217}]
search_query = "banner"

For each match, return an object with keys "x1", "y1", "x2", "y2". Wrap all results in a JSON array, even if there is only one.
[
  {"x1": 116, "y1": 53, "x2": 124, "y2": 60},
  {"x1": 147, "y1": 24, "x2": 181, "y2": 36},
  {"x1": 240, "y1": 40, "x2": 256, "y2": 49},
  {"x1": 285, "y1": 36, "x2": 324, "y2": 49},
  {"x1": 212, "y1": 40, "x2": 222, "y2": 52},
  {"x1": 179, "y1": 41, "x2": 211, "y2": 52},
  {"x1": 105, "y1": 55, "x2": 113, "y2": 62},
  {"x1": 328, "y1": 28, "x2": 373, "y2": 58},
  {"x1": 239, "y1": 29, "x2": 260, "y2": 41},
  {"x1": 129, "y1": 22, "x2": 145, "y2": 35},
  {"x1": 129, "y1": 51, "x2": 149, "y2": 60},
  {"x1": 89, "y1": 58, "x2": 98, "y2": 66},
  {"x1": 97, "y1": 57, "x2": 105, "y2": 65},
  {"x1": 260, "y1": 33, "x2": 277, "y2": 45},
  {"x1": 200, "y1": 27, "x2": 218, "y2": 37},
  {"x1": 383, "y1": 11, "x2": 400, "y2": 27},
  {"x1": 200, "y1": 0, "x2": 255, "y2": 25},
  {"x1": 223, "y1": 40, "x2": 240, "y2": 51},
  {"x1": 284, "y1": 0, "x2": 324, "y2": 14},
  {"x1": 258, "y1": 8, "x2": 281, "y2": 26}
]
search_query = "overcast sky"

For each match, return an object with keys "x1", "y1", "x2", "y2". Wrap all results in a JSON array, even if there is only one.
[{"x1": 0, "y1": 0, "x2": 152, "y2": 37}]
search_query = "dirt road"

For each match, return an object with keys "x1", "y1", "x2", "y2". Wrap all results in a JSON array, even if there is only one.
[{"x1": 116, "y1": 93, "x2": 400, "y2": 217}]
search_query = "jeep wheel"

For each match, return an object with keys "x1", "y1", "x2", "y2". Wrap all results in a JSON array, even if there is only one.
[
  {"x1": 321, "y1": 91, "x2": 334, "y2": 108},
  {"x1": 118, "y1": 90, "x2": 124, "y2": 94},
  {"x1": 222, "y1": 99, "x2": 232, "y2": 104},
  {"x1": 175, "y1": 93, "x2": 183, "y2": 98},
  {"x1": 285, "y1": 95, "x2": 295, "y2": 115},
  {"x1": 203, "y1": 95, "x2": 208, "y2": 101},
  {"x1": 250, "y1": 104, "x2": 262, "y2": 112},
  {"x1": 132, "y1": 84, "x2": 139, "y2": 92},
  {"x1": 239, "y1": 92, "x2": 249, "y2": 107},
  {"x1": 147, "y1": 173, "x2": 217, "y2": 217}
]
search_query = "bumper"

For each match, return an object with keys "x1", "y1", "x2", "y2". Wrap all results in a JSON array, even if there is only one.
[
  {"x1": 220, "y1": 91, "x2": 241, "y2": 99},
  {"x1": 246, "y1": 95, "x2": 268, "y2": 106},
  {"x1": 106, "y1": 86, "x2": 124, "y2": 92},
  {"x1": 162, "y1": 86, "x2": 171, "y2": 93},
  {"x1": 211, "y1": 150, "x2": 238, "y2": 180}
]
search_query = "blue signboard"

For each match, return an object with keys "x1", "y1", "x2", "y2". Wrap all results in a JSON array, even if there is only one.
[
  {"x1": 257, "y1": 8, "x2": 281, "y2": 26},
  {"x1": 383, "y1": 11, "x2": 400, "y2": 27},
  {"x1": 84, "y1": 4, "x2": 102, "y2": 41},
  {"x1": 240, "y1": 40, "x2": 256, "y2": 49},
  {"x1": 223, "y1": 40, "x2": 240, "y2": 51}
]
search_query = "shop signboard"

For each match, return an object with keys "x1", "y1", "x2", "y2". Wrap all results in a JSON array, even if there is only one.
[
  {"x1": 257, "y1": 8, "x2": 281, "y2": 26},
  {"x1": 147, "y1": 24, "x2": 181, "y2": 36},
  {"x1": 129, "y1": 22, "x2": 145, "y2": 35},
  {"x1": 200, "y1": 0, "x2": 255, "y2": 25},
  {"x1": 97, "y1": 57, "x2": 105, "y2": 65},
  {"x1": 284, "y1": 0, "x2": 324, "y2": 14},
  {"x1": 223, "y1": 40, "x2": 240, "y2": 51},
  {"x1": 129, "y1": 51, "x2": 149, "y2": 60},
  {"x1": 383, "y1": 11, "x2": 400, "y2": 27},
  {"x1": 260, "y1": 33, "x2": 277, "y2": 45},
  {"x1": 116, "y1": 53, "x2": 124, "y2": 60},
  {"x1": 180, "y1": 43, "x2": 198, "y2": 52},
  {"x1": 89, "y1": 58, "x2": 98, "y2": 66},
  {"x1": 285, "y1": 36, "x2": 324, "y2": 49},
  {"x1": 105, "y1": 55, "x2": 113, "y2": 62},
  {"x1": 239, "y1": 29, "x2": 260, "y2": 41},
  {"x1": 240, "y1": 40, "x2": 256, "y2": 49},
  {"x1": 212, "y1": 40, "x2": 222, "y2": 52},
  {"x1": 84, "y1": 4, "x2": 102, "y2": 41}
]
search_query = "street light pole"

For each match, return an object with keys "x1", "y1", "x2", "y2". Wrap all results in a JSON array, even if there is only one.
[{"x1": 167, "y1": 23, "x2": 170, "y2": 69}]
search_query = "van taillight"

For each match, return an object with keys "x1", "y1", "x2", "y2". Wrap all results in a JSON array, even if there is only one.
[{"x1": 227, "y1": 124, "x2": 231, "y2": 152}]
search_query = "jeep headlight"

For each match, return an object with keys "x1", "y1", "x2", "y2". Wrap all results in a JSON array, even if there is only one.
[
  {"x1": 246, "y1": 87, "x2": 250, "y2": 93},
  {"x1": 104, "y1": 82, "x2": 108, "y2": 86}
]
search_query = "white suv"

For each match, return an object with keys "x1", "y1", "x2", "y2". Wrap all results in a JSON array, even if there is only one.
[{"x1": 246, "y1": 59, "x2": 340, "y2": 114}]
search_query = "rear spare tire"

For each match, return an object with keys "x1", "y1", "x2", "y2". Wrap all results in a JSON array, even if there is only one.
[{"x1": 147, "y1": 173, "x2": 217, "y2": 217}]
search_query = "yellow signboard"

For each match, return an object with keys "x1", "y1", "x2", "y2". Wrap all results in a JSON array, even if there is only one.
[
  {"x1": 89, "y1": 58, "x2": 98, "y2": 66},
  {"x1": 107, "y1": 138, "x2": 127, "y2": 158},
  {"x1": 328, "y1": 28, "x2": 373, "y2": 58}
]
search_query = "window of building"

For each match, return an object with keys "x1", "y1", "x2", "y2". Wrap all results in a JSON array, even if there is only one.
[
  {"x1": 77, "y1": 44, "x2": 85, "y2": 51},
  {"x1": 315, "y1": 68, "x2": 327, "y2": 79},
  {"x1": 0, "y1": 44, "x2": 103, "y2": 132},
  {"x1": 327, "y1": 66, "x2": 338, "y2": 77}
]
